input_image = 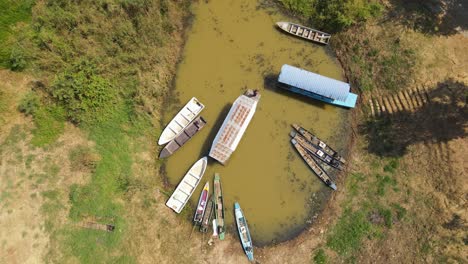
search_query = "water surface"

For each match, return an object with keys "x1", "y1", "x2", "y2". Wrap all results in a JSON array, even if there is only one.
[{"x1": 164, "y1": 0, "x2": 347, "y2": 245}]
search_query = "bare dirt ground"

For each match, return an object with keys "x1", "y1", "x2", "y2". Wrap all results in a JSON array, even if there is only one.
[{"x1": 0, "y1": 70, "x2": 93, "y2": 263}]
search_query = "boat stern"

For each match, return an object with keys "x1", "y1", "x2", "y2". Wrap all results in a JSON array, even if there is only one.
[
  {"x1": 289, "y1": 130, "x2": 297, "y2": 138},
  {"x1": 247, "y1": 251, "x2": 254, "y2": 261}
]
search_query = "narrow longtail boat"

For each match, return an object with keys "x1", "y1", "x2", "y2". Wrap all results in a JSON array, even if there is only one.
[
  {"x1": 209, "y1": 90, "x2": 260, "y2": 165},
  {"x1": 193, "y1": 182, "x2": 209, "y2": 225},
  {"x1": 159, "y1": 116, "x2": 207, "y2": 158},
  {"x1": 234, "y1": 202, "x2": 254, "y2": 261},
  {"x1": 158, "y1": 97, "x2": 205, "y2": 145},
  {"x1": 200, "y1": 197, "x2": 214, "y2": 233},
  {"x1": 213, "y1": 173, "x2": 225, "y2": 240},
  {"x1": 291, "y1": 138, "x2": 337, "y2": 190},
  {"x1": 165, "y1": 157, "x2": 208, "y2": 213},
  {"x1": 290, "y1": 131, "x2": 343, "y2": 170},
  {"x1": 276, "y1": 21, "x2": 331, "y2": 45},
  {"x1": 292, "y1": 124, "x2": 346, "y2": 164}
]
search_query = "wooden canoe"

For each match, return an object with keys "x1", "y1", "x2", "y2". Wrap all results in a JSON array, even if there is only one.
[
  {"x1": 234, "y1": 202, "x2": 254, "y2": 261},
  {"x1": 158, "y1": 97, "x2": 205, "y2": 145},
  {"x1": 276, "y1": 22, "x2": 331, "y2": 45},
  {"x1": 209, "y1": 90, "x2": 260, "y2": 165},
  {"x1": 214, "y1": 173, "x2": 226, "y2": 240},
  {"x1": 290, "y1": 131, "x2": 343, "y2": 170},
  {"x1": 292, "y1": 124, "x2": 346, "y2": 164},
  {"x1": 193, "y1": 182, "x2": 209, "y2": 224},
  {"x1": 291, "y1": 138, "x2": 337, "y2": 190},
  {"x1": 200, "y1": 196, "x2": 214, "y2": 233},
  {"x1": 159, "y1": 116, "x2": 207, "y2": 158},
  {"x1": 166, "y1": 157, "x2": 208, "y2": 213}
]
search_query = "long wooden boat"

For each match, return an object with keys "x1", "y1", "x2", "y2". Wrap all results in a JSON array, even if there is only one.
[
  {"x1": 159, "y1": 116, "x2": 207, "y2": 158},
  {"x1": 209, "y1": 90, "x2": 260, "y2": 165},
  {"x1": 166, "y1": 157, "x2": 208, "y2": 213},
  {"x1": 193, "y1": 182, "x2": 209, "y2": 225},
  {"x1": 290, "y1": 131, "x2": 343, "y2": 170},
  {"x1": 276, "y1": 22, "x2": 331, "y2": 45},
  {"x1": 158, "y1": 97, "x2": 205, "y2": 145},
  {"x1": 291, "y1": 138, "x2": 337, "y2": 190},
  {"x1": 234, "y1": 202, "x2": 254, "y2": 261},
  {"x1": 213, "y1": 173, "x2": 225, "y2": 240},
  {"x1": 200, "y1": 197, "x2": 214, "y2": 233},
  {"x1": 292, "y1": 124, "x2": 346, "y2": 164}
]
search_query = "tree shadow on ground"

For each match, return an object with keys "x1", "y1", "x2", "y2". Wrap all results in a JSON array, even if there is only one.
[
  {"x1": 360, "y1": 79, "x2": 467, "y2": 157},
  {"x1": 387, "y1": 0, "x2": 468, "y2": 35}
]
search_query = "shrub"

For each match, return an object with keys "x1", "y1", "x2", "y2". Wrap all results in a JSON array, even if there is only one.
[
  {"x1": 9, "y1": 44, "x2": 27, "y2": 71},
  {"x1": 18, "y1": 91, "x2": 40, "y2": 116},
  {"x1": 51, "y1": 59, "x2": 116, "y2": 124},
  {"x1": 279, "y1": 0, "x2": 383, "y2": 32}
]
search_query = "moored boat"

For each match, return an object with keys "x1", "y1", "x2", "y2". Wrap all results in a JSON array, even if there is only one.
[
  {"x1": 213, "y1": 173, "x2": 225, "y2": 240},
  {"x1": 292, "y1": 124, "x2": 346, "y2": 164},
  {"x1": 200, "y1": 197, "x2": 214, "y2": 233},
  {"x1": 234, "y1": 202, "x2": 254, "y2": 261},
  {"x1": 277, "y1": 64, "x2": 358, "y2": 108},
  {"x1": 290, "y1": 131, "x2": 343, "y2": 170},
  {"x1": 165, "y1": 157, "x2": 208, "y2": 213},
  {"x1": 193, "y1": 182, "x2": 209, "y2": 225},
  {"x1": 158, "y1": 97, "x2": 205, "y2": 145},
  {"x1": 291, "y1": 138, "x2": 337, "y2": 190},
  {"x1": 276, "y1": 21, "x2": 331, "y2": 45},
  {"x1": 159, "y1": 116, "x2": 207, "y2": 158},
  {"x1": 209, "y1": 90, "x2": 260, "y2": 165}
]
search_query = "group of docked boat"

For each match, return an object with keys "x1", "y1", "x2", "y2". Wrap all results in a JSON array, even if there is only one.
[
  {"x1": 160, "y1": 90, "x2": 259, "y2": 261},
  {"x1": 158, "y1": 21, "x2": 352, "y2": 262},
  {"x1": 290, "y1": 124, "x2": 346, "y2": 190}
]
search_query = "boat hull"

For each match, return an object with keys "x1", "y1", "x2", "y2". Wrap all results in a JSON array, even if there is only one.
[
  {"x1": 290, "y1": 131, "x2": 343, "y2": 170},
  {"x1": 200, "y1": 197, "x2": 214, "y2": 233},
  {"x1": 209, "y1": 90, "x2": 260, "y2": 165},
  {"x1": 193, "y1": 182, "x2": 209, "y2": 224},
  {"x1": 234, "y1": 202, "x2": 254, "y2": 261},
  {"x1": 276, "y1": 21, "x2": 330, "y2": 45},
  {"x1": 214, "y1": 173, "x2": 225, "y2": 240},
  {"x1": 159, "y1": 116, "x2": 207, "y2": 158},
  {"x1": 158, "y1": 97, "x2": 205, "y2": 145},
  {"x1": 165, "y1": 157, "x2": 208, "y2": 213},
  {"x1": 291, "y1": 139, "x2": 337, "y2": 190},
  {"x1": 292, "y1": 124, "x2": 346, "y2": 164}
]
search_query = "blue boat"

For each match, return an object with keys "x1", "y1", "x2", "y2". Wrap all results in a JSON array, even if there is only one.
[
  {"x1": 234, "y1": 202, "x2": 254, "y2": 261},
  {"x1": 277, "y1": 64, "x2": 358, "y2": 108}
]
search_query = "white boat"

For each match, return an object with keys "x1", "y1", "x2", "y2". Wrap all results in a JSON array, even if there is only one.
[
  {"x1": 158, "y1": 97, "x2": 205, "y2": 145},
  {"x1": 209, "y1": 90, "x2": 260, "y2": 164},
  {"x1": 165, "y1": 157, "x2": 208, "y2": 213},
  {"x1": 276, "y1": 22, "x2": 331, "y2": 45}
]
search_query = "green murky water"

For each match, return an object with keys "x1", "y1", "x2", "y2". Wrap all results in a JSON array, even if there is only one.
[{"x1": 163, "y1": 0, "x2": 347, "y2": 245}]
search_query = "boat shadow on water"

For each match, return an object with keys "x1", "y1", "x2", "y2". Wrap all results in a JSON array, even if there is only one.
[
  {"x1": 263, "y1": 73, "x2": 328, "y2": 109},
  {"x1": 198, "y1": 104, "x2": 232, "y2": 158}
]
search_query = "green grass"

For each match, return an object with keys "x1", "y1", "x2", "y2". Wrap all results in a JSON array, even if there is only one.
[
  {"x1": 327, "y1": 208, "x2": 372, "y2": 256},
  {"x1": 0, "y1": 0, "x2": 34, "y2": 67},
  {"x1": 374, "y1": 174, "x2": 397, "y2": 197},
  {"x1": 31, "y1": 105, "x2": 65, "y2": 147},
  {"x1": 64, "y1": 105, "x2": 142, "y2": 263},
  {"x1": 313, "y1": 248, "x2": 328, "y2": 264}
]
